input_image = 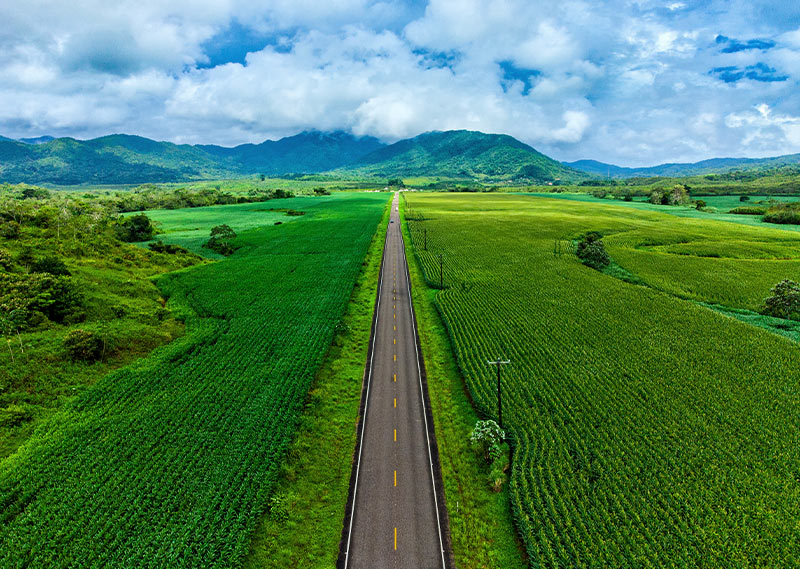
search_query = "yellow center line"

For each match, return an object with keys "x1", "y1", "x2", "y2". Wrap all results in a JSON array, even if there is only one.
[
  {"x1": 394, "y1": 397, "x2": 397, "y2": 408},
  {"x1": 393, "y1": 338, "x2": 396, "y2": 345},
  {"x1": 394, "y1": 527, "x2": 397, "y2": 551},
  {"x1": 393, "y1": 373, "x2": 396, "y2": 382},
  {"x1": 394, "y1": 469, "x2": 397, "y2": 486},
  {"x1": 394, "y1": 429, "x2": 397, "y2": 442},
  {"x1": 393, "y1": 313, "x2": 396, "y2": 319},
  {"x1": 394, "y1": 354, "x2": 396, "y2": 361}
]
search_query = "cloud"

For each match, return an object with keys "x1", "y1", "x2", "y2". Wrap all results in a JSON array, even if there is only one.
[
  {"x1": 715, "y1": 35, "x2": 776, "y2": 53},
  {"x1": 0, "y1": 0, "x2": 799, "y2": 165}
]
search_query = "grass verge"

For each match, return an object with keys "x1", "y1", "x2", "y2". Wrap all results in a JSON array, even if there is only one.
[
  {"x1": 399, "y1": 201, "x2": 527, "y2": 569},
  {"x1": 243, "y1": 198, "x2": 390, "y2": 569}
]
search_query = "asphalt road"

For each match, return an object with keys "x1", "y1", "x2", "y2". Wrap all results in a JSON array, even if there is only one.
[{"x1": 340, "y1": 193, "x2": 449, "y2": 569}]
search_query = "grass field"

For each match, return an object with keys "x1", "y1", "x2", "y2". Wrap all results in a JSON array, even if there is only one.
[
  {"x1": 0, "y1": 192, "x2": 388, "y2": 568},
  {"x1": 404, "y1": 192, "x2": 800, "y2": 568}
]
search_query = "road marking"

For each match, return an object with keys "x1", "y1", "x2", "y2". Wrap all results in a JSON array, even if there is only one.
[
  {"x1": 394, "y1": 397, "x2": 397, "y2": 408},
  {"x1": 394, "y1": 338, "x2": 396, "y2": 345},
  {"x1": 394, "y1": 354, "x2": 397, "y2": 361},
  {"x1": 393, "y1": 313, "x2": 396, "y2": 319},
  {"x1": 393, "y1": 325, "x2": 396, "y2": 331},
  {"x1": 394, "y1": 527, "x2": 397, "y2": 551},
  {"x1": 394, "y1": 470, "x2": 397, "y2": 487},
  {"x1": 394, "y1": 428, "x2": 397, "y2": 442}
]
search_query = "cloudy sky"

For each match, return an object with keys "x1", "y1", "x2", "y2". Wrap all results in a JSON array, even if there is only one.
[{"x1": 1, "y1": 1, "x2": 799, "y2": 165}]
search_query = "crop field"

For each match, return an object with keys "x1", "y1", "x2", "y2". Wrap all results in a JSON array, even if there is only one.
[
  {"x1": 142, "y1": 202, "x2": 304, "y2": 255},
  {"x1": 0, "y1": 192, "x2": 388, "y2": 568},
  {"x1": 404, "y1": 192, "x2": 800, "y2": 568}
]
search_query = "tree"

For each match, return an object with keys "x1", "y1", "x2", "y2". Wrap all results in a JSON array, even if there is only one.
[
  {"x1": 115, "y1": 213, "x2": 154, "y2": 242},
  {"x1": 470, "y1": 420, "x2": 505, "y2": 463},
  {"x1": 203, "y1": 224, "x2": 237, "y2": 256},
  {"x1": 740, "y1": 195, "x2": 750, "y2": 202},
  {"x1": 63, "y1": 329, "x2": 104, "y2": 361},
  {"x1": 762, "y1": 279, "x2": 800, "y2": 320},
  {"x1": 31, "y1": 256, "x2": 71, "y2": 276},
  {"x1": 695, "y1": 200, "x2": 706, "y2": 210},
  {"x1": 575, "y1": 232, "x2": 610, "y2": 270}
]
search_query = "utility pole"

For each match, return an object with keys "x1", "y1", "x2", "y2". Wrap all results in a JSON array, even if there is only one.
[
  {"x1": 486, "y1": 359, "x2": 511, "y2": 429},
  {"x1": 438, "y1": 253, "x2": 444, "y2": 288}
]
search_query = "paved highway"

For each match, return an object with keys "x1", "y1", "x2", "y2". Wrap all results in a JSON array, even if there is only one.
[{"x1": 339, "y1": 193, "x2": 450, "y2": 569}]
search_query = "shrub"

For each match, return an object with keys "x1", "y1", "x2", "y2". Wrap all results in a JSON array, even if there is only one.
[
  {"x1": 470, "y1": 420, "x2": 505, "y2": 463},
  {"x1": 763, "y1": 202, "x2": 800, "y2": 225},
  {"x1": 575, "y1": 232, "x2": 610, "y2": 270},
  {"x1": 592, "y1": 189, "x2": 608, "y2": 199},
  {"x1": 695, "y1": 200, "x2": 706, "y2": 210},
  {"x1": 273, "y1": 189, "x2": 294, "y2": 199},
  {"x1": 115, "y1": 213, "x2": 155, "y2": 242},
  {"x1": 203, "y1": 224, "x2": 237, "y2": 256},
  {"x1": 31, "y1": 256, "x2": 71, "y2": 276},
  {"x1": 728, "y1": 206, "x2": 767, "y2": 215},
  {"x1": 148, "y1": 240, "x2": 189, "y2": 255},
  {"x1": 313, "y1": 187, "x2": 331, "y2": 196},
  {"x1": 63, "y1": 329, "x2": 104, "y2": 361},
  {"x1": 0, "y1": 221, "x2": 21, "y2": 239},
  {"x1": 739, "y1": 195, "x2": 750, "y2": 202},
  {"x1": 762, "y1": 279, "x2": 800, "y2": 320}
]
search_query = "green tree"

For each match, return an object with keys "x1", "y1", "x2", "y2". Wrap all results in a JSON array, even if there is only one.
[
  {"x1": 115, "y1": 213, "x2": 155, "y2": 242},
  {"x1": 762, "y1": 279, "x2": 800, "y2": 320},
  {"x1": 203, "y1": 224, "x2": 237, "y2": 256},
  {"x1": 470, "y1": 419, "x2": 505, "y2": 463}
]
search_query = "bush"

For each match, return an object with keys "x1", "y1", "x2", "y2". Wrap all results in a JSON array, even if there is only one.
[
  {"x1": 592, "y1": 189, "x2": 608, "y2": 199},
  {"x1": 695, "y1": 200, "x2": 706, "y2": 210},
  {"x1": 470, "y1": 420, "x2": 505, "y2": 463},
  {"x1": 273, "y1": 189, "x2": 294, "y2": 199},
  {"x1": 575, "y1": 232, "x2": 610, "y2": 270},
  {"x1": 31, "y1": 256, "x2": 71, "y2": 276},
  {"x1": 762, "y1": 279, "x2": 800, "y2": 320},
  {"x1": 203, "y1": 224, "x2": 237, "y2": 256},
  {"x1": 763, "y1": 203, "x2": 800, "y2": 225},
  {"x1": 728, "y1": 206, "x2": 767, "y2": 215},
  {"x1": 148, "y1": 240, "x2": 189, "y2": 255},
  {"x1": 313, "y1": 187, "x2": 331, "y2": 196},
  {"x1": 115, "y1": 213, "x2": 155, "y2": 242},
  {"x1": 0, "y1": 221, "x2": 21, "y2": 239},
  {"x1": 63, "y1": 329, "x2": 104, "y2": 361},
  {"x1": 740, "y1": 195, "x2": 750, "y2": 202}
]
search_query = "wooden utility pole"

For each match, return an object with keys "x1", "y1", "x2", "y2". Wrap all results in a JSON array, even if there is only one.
[{"x1": 486, "y1": 359, "x2": 511, "y2": 429}]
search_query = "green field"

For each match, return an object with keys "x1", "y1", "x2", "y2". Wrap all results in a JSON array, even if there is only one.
[
  {"x1": 404, "y1": 192, "x2": 800, "y2": 568},
  {"x1": 0, "y1": 192, "x2": 388, "y2": 567}
]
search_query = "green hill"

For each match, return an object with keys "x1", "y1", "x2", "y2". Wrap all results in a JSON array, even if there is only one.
[
  {"x1": 566, "y1": 154, "x2": 800, "y2": 179},
  {"x1": 341, "y1": 130, "x2": 585, "y2": 183}
]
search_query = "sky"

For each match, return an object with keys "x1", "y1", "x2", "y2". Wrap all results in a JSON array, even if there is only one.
[{"x1": 1, "y1": 1, "x2": 799, "y2": 166}]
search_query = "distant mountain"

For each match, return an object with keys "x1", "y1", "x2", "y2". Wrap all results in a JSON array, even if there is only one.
[
  {"x1": 199, "y1": 130, "x2": 385, "y2": 175},
  {"x1": 565, "y1": 154, "x2": 800, "y2": 179},
  {"x1": 0, "y1": 129, "x2": 585, "y2": 185},
  {"x1": 18, "y1": 136, "x2": 55, "y2": 145},
  {"x1": 341, "y1": 130, "x2": 585, "y2": 182}
]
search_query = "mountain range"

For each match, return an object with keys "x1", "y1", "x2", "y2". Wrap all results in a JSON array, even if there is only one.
[
  {"x1": 0, "y1": 130, "x2": 582, "y2": 185},
  {"x1": 564, "y1": 155, "x2": 800, "y2": 179},
  {"x1": 1, "y1": 128, "x2": 799, "y2": 186}
]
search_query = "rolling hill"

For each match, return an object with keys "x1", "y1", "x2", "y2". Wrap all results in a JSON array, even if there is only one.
[
  {"x1": 342, "y1": 130, "x2": 584, "y2": 182},
  {"x1": 565, "y1": 154, "x2": 800, "y2": 178}
]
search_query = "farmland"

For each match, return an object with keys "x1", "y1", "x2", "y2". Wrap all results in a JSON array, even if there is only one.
[
  {"x1": 0, "y1": 192, "x2": 388, "y2": 567},
  {"x1": 403, "y1": 192, "x2": 800, "y2": 568}
]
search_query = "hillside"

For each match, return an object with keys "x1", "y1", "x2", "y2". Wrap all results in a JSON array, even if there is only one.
[
  {"x1": 341, "y1": 130, "x2": 585, "y2": 182},
  {"x1": 199, "y1": 130, "x2": 384, "y2": 175},
  {"x1": 566, "y1": 154, "x2": 800, "y2": 178}
]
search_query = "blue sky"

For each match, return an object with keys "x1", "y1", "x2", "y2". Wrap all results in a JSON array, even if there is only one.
[{"x1": 1, "y1": 0, "x2": 799, "y2": 166}]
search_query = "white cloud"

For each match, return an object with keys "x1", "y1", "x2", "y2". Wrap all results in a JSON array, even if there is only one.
[{"x1": 0, "y1": 0, "x2": 798, "y2": 164}]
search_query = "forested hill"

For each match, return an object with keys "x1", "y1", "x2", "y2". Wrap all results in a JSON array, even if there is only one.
[
  {"x1": 339, "y1": 130, "x2": 586, "y2": 182},
  {"x1": 0, "y1": 129, "x2": 583, "y2": 185},
  {"x1": 565, "y1": 154, "x2": 800, "y2": 179}
]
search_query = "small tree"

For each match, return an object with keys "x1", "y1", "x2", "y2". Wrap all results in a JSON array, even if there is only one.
[
  {"x1": 115, "y1": 213, "x2": 154, "y2": 242},
  {"x1": 63, "y1": 329, "x2": 104, "y2": 361},
  {"x1": 470, "y1": 420, "x2": 505, "y2": 463},
  {"x1": 740, "y1": 195, "x2": 750, "y2": 202},
  {"x1": 575, "y1": 232, "x2": 610, "y2": 270},
  {"x1": 762, "y1": 279, "x2": 800, "y2": 320},
  {"x1": 695, "y1": 200, "x2": 706, "y2": 210},
  {"x1": 203, "y1": 224, "x2": 237, "y2": 256}
]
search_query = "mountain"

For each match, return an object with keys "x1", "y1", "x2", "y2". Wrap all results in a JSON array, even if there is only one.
[
  {"x1": 0, "y1": 129, "x2": 581, "y2": 185},
  {"x1": 200, "y1": 130, "x2": 385, "y2": 175},
  {"x1": 341, "y1": 130, "x2": 585, "y2": 182},
  {"x1": 18, "y1": 135, "x2": 55, "y2": 145},
  {"x1": 565, "y1": 154, "x2": 800, "y2": 179}
]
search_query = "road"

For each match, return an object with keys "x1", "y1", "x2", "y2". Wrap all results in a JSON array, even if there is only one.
[{"x1": 339, "y1": 193, "x2": 451, "y2": 569}]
